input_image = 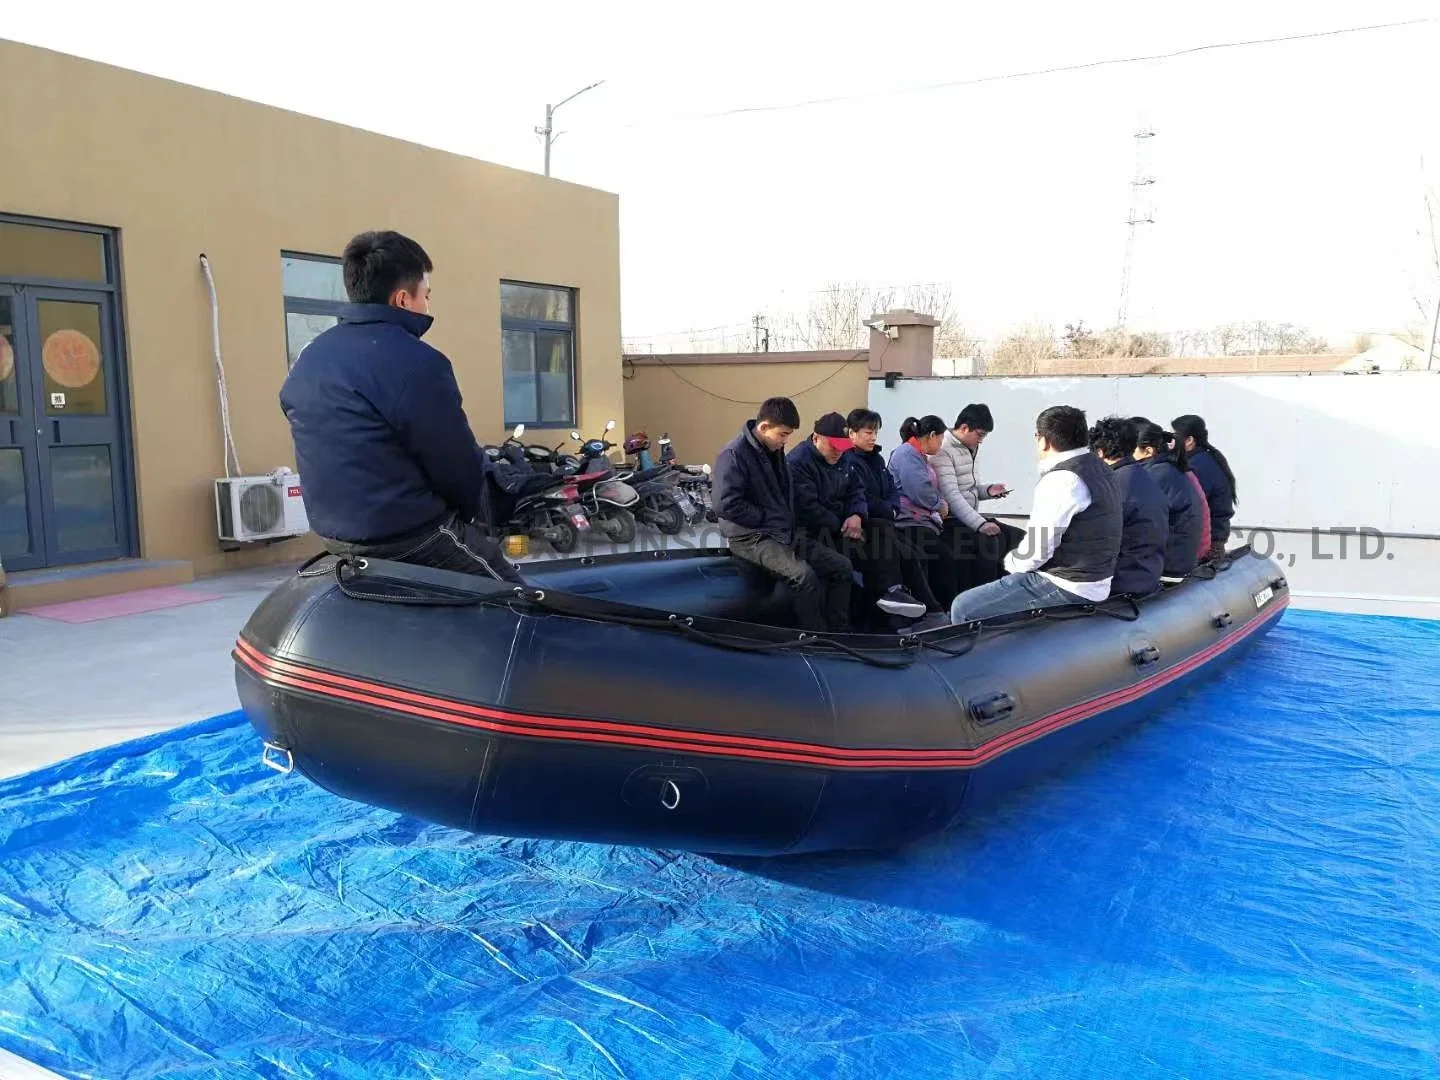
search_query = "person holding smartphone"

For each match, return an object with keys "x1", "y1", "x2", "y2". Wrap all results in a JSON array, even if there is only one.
[{"x1": 931, "y1": 404, "x2": 1023, "y2": 590}]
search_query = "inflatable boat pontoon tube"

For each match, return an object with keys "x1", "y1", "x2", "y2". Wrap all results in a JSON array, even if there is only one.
[{"x1": 235, "y1": 545, "x2": 1288, "y2": 856}]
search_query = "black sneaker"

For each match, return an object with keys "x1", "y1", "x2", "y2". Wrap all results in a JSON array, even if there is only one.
[{"x1": 876, "y1": 586, "x2": 926, "y2": 619}]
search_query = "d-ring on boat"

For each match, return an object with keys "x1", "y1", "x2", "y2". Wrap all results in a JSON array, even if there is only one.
[{"x1": 234, "y1": 544, "x2": 1288, "y2": 856}]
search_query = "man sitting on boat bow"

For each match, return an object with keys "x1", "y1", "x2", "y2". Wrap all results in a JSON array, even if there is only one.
[{"x1": 279, "y1": 230, "x2": 525, "y2": 584}]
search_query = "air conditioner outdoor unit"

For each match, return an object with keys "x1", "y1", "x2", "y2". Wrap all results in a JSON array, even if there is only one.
[{"x1": 215, "y1": 469, "x2": 309, "y2": 543}]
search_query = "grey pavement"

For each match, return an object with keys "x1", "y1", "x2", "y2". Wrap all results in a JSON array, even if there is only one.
[{"x1": 1, "y1": 562, "x2": 295, "y2": 781}]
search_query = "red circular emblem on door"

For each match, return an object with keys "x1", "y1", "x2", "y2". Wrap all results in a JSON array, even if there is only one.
[
  {"x1": 0, "y1": 335, "x2": 13, "y2": 383},
  {"x1": 42, "y1": 329, "x2": 101, "y2": 389}
]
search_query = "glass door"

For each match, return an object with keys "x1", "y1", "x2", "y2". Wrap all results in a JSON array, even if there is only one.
[
  {"x1": 22, "y1": 288, "x2": 131, "y2": 566},
  {"x1": 0, "y1": 287, "x2": 44, "y2": 570}
]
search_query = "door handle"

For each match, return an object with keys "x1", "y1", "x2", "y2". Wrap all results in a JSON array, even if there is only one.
[
  {"x1": 1131, "y1": 644, "x2": 1161, "y2": 666},
  {"x1": 51, "y1": 421, "x2": 62, "y2": 445},
  {"x1": 968, "y1": 691, "x2": 1016, "y2": 726}
]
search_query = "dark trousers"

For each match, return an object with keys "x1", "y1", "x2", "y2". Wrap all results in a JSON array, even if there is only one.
[
  {"x1": 729, "y1": 532, "x2": 853, "y2": 632},
  {"x1": 904, "y1": 523, "x2": 965, "y2": 610},
  {"x1": 841, "y1": 520, "x2": 941, "y2": 613},
  {"x1": 323, "y1": 513, "x2": 525, "y2": 583},
  {"x1": 948, "y1": 519, "x2": 1026, "y2": 592}
]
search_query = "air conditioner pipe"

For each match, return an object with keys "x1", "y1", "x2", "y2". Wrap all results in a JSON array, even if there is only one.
[{"x1": 199, "y1": 253, "x2": 243, "y2": 478}]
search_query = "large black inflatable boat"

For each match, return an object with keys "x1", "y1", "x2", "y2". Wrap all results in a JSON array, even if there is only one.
[{"x1": 235, "y1": 545, "x2": 1288, "y2": 856}]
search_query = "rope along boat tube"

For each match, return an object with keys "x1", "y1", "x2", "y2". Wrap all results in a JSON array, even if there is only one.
[{"x1": 234, "y1": 545, "x2": 1288, "y2": 856}]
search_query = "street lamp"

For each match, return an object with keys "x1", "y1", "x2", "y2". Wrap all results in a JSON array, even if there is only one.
[{"x1": 537, "y1": 80, "x2": 604, "y2": 177}]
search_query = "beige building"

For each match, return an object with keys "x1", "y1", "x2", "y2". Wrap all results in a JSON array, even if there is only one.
[{"x1": 0, "y1": 40, "x2": 622, "y2": 606}]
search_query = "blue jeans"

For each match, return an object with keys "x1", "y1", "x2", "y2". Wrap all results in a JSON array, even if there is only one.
[{"x1": 949, "y1": 571, "x2": 1086, "y2": 623}]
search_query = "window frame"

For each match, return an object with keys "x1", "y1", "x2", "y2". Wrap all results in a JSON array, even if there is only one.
[
  {"x1": 280, "y1": 251, "x2": 346, "y2": 368},
  {"x1": 0, "y1": 213, "x2": 117, "y2": 289},
  {"x1": 500, "y1": 279, "x2": 578, "y2": 429}
]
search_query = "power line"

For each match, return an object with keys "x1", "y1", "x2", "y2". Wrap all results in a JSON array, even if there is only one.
[
  {"x1": 569, "y1": 18, "x2": 1433, "y2": 135},
  {"x1": 648, "y1": 352, "x2": 865, "y2": 406}
]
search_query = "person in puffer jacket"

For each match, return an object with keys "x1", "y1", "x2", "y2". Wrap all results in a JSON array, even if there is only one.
[
  {"x1": 931, "y1": 404, "x2": 1008, "y2": 526},
  {"x1": 930, "y1": 404, "x2": 1023, "y2": 591}
]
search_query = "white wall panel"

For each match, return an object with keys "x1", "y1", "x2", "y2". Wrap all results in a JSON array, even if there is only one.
[{"x1": 867, "y1": 374, "x2": 1440, "y2": 536}]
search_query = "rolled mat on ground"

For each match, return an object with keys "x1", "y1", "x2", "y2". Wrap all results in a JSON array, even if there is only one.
[
  {"x1": 234, "y1": 545, "x2": 1289, "y2": 855},
  {"x1": 0, "y1": 609, "x2": 1437, "y2": 1078}
]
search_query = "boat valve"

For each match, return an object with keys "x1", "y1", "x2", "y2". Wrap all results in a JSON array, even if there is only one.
[{"x1": 1212, "y1": 611, "x2": 1233, "y2": 628}]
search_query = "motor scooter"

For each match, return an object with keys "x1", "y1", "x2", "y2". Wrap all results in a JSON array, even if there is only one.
[
  {"x1": 565, "y1": 420, "x2": 641, "y2": 544},
  {"x1": 651, "y1": 433, "x2": 714, "y2": 524},
  {"x1": 622, "y1": 432, "x2": 695, "y2": 535},
  {"x1": 488, "y1": 424, "x2": 593, "y2": 554}
]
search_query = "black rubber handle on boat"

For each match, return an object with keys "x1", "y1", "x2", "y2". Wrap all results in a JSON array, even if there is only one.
[
  {"x1": 1131, "y1": 644, "x2": 1161, "y2": 666},
  {"x1": 968, "y1": 692, "x2": 1016, "y2": 725},
  {"x1": 1212, "y1": 611, "x2": 1233, "y2": 628}
]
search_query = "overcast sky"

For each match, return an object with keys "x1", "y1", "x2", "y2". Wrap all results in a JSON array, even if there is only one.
[{"x1": 7, "y1": 1, "x2": 1439, "y2": 348}]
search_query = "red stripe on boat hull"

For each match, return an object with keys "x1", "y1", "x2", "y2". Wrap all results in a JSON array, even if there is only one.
[{"x1": 234, "y1": 597, "x2": 1287, "y2": 770}]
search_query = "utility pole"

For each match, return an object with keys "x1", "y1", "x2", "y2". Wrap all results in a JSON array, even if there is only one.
[
  {"x1": 537, "y1": 80, "x2": 605, "y2": 177},
  {"x1": 1116, "y1": 125, "x2": 1156, "y2": 330},
  {"x1": 1426, "y1": 288, "x2": 1439, "y2": 371},
  {"x1": 752, "y1": 314, "x2": 770, "y2": 353}
]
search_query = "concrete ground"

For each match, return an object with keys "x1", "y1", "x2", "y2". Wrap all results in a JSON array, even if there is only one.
[{"x1": 3, "y1": 526, "x2": 1438, "y2": 782}]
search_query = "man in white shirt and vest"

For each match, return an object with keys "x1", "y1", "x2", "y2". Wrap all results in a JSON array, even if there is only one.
[{"x1": 949, "y1": 404, "x2": 1123, "y2": 623}]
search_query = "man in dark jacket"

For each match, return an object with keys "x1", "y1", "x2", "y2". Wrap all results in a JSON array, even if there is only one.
[
  {"x1": 713, "y1": 397, "x2": 852, "y2": 631},
  {"x1": 789, "y1": 412, "x2": 927, "y2": 622},
  {"x1": 279, "y1": 230, "x2": 522, "y2": 582},
  {"x1": 1089, "y1": 416, "x2": 1168, "y2": 597}
]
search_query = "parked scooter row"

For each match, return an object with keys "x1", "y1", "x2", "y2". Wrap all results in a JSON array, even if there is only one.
[
  {"x1": 482, "y1": 421, "x2": 715, "y2": 554},
  {"x1": 482, "y1": 430, "x2": 592, "y2": 554},
  {"x1": 481, "y1": 420, "x2": 639, "y2": 553}
]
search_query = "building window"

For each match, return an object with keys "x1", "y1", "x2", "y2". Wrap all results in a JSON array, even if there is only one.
[
  {"x1": 501, "y1": 281, "x2": 576, "y2": 427},
  {"x1": 0, "y1": 219, "x2": 110, "y2": 283},
  {"x1": 281, "y1": 252, "x2": 346, "y2": 367}
]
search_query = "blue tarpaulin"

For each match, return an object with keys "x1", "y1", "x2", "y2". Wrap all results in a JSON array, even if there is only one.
[{"x1": 1, "y1": 608, "x2": 1438, "y2": 1079}]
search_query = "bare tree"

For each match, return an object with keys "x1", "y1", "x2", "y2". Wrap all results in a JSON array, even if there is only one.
[
  {"x1": 1407, "y1": 179, "x2": 1440, "y2": 364},
  {"x1": 989, "y1": 322, "x2": 1059, "y2": 374},
  {"x1": 901, "y1": 283, "x2": 980, "y2": 359},
  {"x1": 1061, "y1": 321, "x2": 1171, "y2": 361},
  {"x1": 765, "y1": 281, "x2": 977, "y2": 359}
]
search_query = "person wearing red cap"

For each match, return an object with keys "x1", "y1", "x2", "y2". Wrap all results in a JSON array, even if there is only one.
[{"x1": 788, "y1": 412, "x2": 927, "y2": 625}]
